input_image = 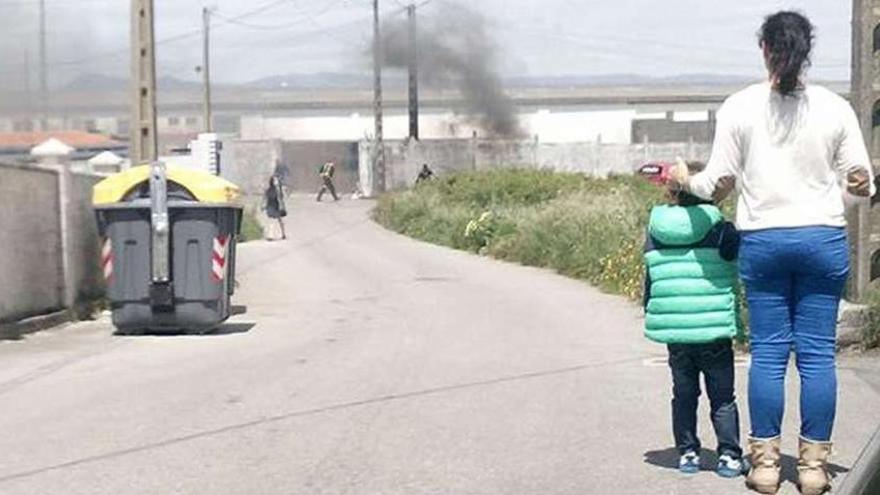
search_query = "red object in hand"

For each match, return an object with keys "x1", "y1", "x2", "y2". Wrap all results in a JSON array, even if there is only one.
[{"x1": 637, "y1": 162, "x2": 675, "y2": 186}]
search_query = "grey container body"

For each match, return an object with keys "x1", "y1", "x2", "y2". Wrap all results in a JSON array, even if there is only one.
[{"x1": 95, "y1": 202, "x2": 241, "y2": 333}]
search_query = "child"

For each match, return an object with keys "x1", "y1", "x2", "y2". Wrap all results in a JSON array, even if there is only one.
[{"x1": 643, "y1": 163, "x2": 745, "y2": 478}]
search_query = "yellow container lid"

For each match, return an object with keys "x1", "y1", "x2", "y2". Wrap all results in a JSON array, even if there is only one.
[{"x1": 93, "y1": 164, "x2": 241, "y2": 205}]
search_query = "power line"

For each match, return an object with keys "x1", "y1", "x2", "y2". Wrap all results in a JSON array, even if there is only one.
[
  {"x1": 1, "y1": 0, "x2": 299, "y2": 74},
  {"x1": 210, "y1": 14, "x2": 374, "y2": 52},
  {"x1": 0, "y1": 0, "x2": 117, "y2": 7},
  {"x1": 211, "y1": 0, "x2": 347, "y2": 31},
  {"x1": 0, "y1": 0, "x2": 407, "y2": 79}
]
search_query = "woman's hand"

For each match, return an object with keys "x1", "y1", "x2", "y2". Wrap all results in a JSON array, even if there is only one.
[
  {"x1": 847, "y1": 168, "x2": 871, "y2": 197},
  {"x1": 713, "y1": 176, "x2": 736, "y2": 203}
]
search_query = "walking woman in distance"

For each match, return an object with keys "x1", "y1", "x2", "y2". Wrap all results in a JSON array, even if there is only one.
[{"x1": 670, "y1": 11, "x2": 874, "y2": 495}]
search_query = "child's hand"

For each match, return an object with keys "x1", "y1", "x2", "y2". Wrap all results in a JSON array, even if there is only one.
[{"x1": 712, "y1": 176, "x2": 736, "y2": 203}]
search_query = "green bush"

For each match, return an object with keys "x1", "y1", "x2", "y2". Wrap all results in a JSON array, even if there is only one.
[
  {"x1": 863, "y1": 284, "x2": 880, "y2": 349},
  {"x1": 375, "y1": 170, "x2": 764, "y2": 344},
  {"x1": 374, "y1": 169, "x2": 664, "y2": 300},
  {"x1": 239, "y1": 210, "x2": 264, "y2": 243}
]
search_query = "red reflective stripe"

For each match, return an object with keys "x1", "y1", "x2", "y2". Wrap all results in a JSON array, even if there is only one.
[
  {"x1": 211, "y1": 235, "x2": 229, "y2": 283},
  {"x1": 101, "y1": 238, "x2": 114, "y2": 284}
]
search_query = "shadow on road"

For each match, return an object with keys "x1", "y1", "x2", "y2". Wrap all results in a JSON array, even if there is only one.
[
  {"x1": 644, "y1": 447, "x2": 721, "y2": 472},
  {"x1": 208, "y1": 323, "x2": 257, "y2": 336},
  {"x1": 114, "y1": 322, "x2": 257, "y2": 338},
  {"x1": 644, "y1": 446, "x2": 849, "y2": 483}
]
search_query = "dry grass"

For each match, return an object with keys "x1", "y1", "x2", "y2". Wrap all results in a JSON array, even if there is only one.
[{"x1": 374, "y1": 169, "x2": 664, "y2": 300}]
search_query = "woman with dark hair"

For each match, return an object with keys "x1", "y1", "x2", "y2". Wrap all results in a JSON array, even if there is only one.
[
  {"x1": 264, "y1": 167, "x2": 288, "y2": 241},
  {"x1": 671, "y1": 11, "x2": 874, "y2": 495}
]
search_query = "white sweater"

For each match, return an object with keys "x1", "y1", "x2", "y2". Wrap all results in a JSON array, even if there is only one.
[{"x1": 689, "y1": 82, "x2": 875, "y2": 231}]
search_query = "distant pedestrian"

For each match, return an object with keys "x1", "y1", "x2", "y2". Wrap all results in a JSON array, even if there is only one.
[
  {"x1": 264, "y1": 170, "x2": 287, "y2": 241},
  {"x1": 415, "y1": 163, "x2": 435, "y2": 185},
  {"x1": 644, "y1": 165, "x2": 745, "y2": 479},
  {"x1": 317, "y1": 161, "x2": 339, "y2": 202}
]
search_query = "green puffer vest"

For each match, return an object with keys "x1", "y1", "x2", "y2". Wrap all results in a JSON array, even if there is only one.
[{"x1": 643, "y1": 204, "x2": 740, "y2": 344}]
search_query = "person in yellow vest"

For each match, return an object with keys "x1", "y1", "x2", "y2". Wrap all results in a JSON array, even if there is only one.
[{"x1": 316, "y1": 161, "x2": 339, "y2": 202}]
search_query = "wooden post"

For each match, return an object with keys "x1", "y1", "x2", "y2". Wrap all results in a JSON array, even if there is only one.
[
  {"x1": 131, "y1": 0, "x2": 159, "y2": 164},
  {"x1": 372, "y1": 0, "x2": 386, "y2": 193}
]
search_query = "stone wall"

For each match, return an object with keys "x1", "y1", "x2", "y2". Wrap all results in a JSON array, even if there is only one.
[
  {"x1": 0, "y1": 163, "x2": 103, "y2": 323},
  {"x1": 358, "y1": 138, "x2": 712, "y2": 195},
  {"x1": 222, "y1": 140, "x2": 360, "y2": 199}
]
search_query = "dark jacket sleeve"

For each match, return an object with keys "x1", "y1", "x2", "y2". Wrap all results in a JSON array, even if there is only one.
[
  {"x1": 718, "y1": 221, "x2": 740, "y2": 262},
  {"x1": 643, "y1": 228, "x2": 654, "y2": 310}
]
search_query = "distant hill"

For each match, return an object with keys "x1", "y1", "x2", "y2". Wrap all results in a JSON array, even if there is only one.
[
  {"x1": 241, "y1": 72, "x2": 759, "y2": 90},
  {"x1": 63, "y1": 74, "x2": 202, "y2": 92},
  {"x1": 503, "y1": 73, "x2": 757, "y2": 88},
  {"x1": 62, "y1": 74, "x2": 127, "y2": 92},
  {"x1": 246, "y1": 72, "x2": 381, "y2": 90},
  {"x1": 57, "y1": 71, "x2": 836, "y2": 94}
]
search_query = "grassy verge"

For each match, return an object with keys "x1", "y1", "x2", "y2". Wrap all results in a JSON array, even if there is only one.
[
  {"x1": 374, "y1": 169, "x2": 664, "y2": 300},
  {"x1": 239, "y1": 210, "x2": 264, "y2": 243},
  {"x1": 863, "y1": 284, "x2": 880, "y2": 349}
]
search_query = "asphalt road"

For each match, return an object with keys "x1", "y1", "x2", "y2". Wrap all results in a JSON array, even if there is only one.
[{"x1": 1, "y1": 197, "x2": 879, "y2": 495}]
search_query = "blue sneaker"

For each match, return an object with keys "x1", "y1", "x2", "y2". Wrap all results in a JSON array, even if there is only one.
[
  {"x1": 716, "y1": 454, "x2": 745, "y2": 478},
  {"x1": 679, "y1": 452, "x2": 700, "y2": 474}
]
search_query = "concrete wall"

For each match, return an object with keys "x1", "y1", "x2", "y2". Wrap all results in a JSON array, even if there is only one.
[
  {"x1": 220, "y1": 140, "x2": 279, "y2": 206},
  {"x1": 66, "y1": 172, "x2": 105, "y2": 305},
  {"x1": 279, "y1": 141, "x2": 359, "y2": 195},
  {"x1": 240, "y1": 109, "x2": 636, "y2": 144},
  {"x1": 0, "y1": 163, "x2": 103, "y2": 323},
  {"x1": 222, "y1": 139, "x2": 360, "y2": 198},
  {"x1": 359, "y1": 138, "x2": 712, "y2": 194},
  {"x1": 632, "y1": 112, "x2": 716, "y2": 144}
]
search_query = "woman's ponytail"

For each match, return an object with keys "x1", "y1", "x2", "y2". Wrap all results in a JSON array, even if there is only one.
[{"x1": 759, "y1": 11, "x2": 814, "y2": 96}]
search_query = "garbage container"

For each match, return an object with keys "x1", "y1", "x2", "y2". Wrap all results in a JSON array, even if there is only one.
[{"x1": 93, "y1": 162, "x2": 243, "y2": 333}]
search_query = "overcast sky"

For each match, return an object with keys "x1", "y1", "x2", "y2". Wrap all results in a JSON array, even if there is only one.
[{"x1": 0, "y1": 0, "x2": 852, "y2": 88}]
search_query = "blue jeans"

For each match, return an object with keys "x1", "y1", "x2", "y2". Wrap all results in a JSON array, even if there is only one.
[
  {"x1": 668, "y1": 341, "x2": 743, "y2": 458},
  {"x1": 739, "y1": 227, "x2": 849, "y2": 441}
]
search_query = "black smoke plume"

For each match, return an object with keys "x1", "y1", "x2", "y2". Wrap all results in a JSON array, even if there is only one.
[{"x1": 380, "y1": 3, "x2": 522, "y2": 137}]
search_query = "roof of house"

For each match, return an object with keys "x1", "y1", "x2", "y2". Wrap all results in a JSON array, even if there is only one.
[
  {"x1": 0, "y1": 131, "x2": 125, "y2": 151},
  {"x1": 31, "y1": 138, "x2": 75, "y2": 157},
  {"x1": 87, "y1": 150, "x2": 125, "y2": 165}
]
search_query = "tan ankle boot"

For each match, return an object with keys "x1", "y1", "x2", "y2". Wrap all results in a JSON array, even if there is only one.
[
  {"x1": 747, "y1": 437, "x2": 781, "y2": 494},
  {"x1": 798, "y1": 437, "x2": 832, "y2": 495}
]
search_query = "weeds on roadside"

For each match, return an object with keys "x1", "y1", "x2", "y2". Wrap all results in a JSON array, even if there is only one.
[
  {"x1": 374, "y1": 169, "x2": 663, "y2": 301},
  {"x1": 239, "y1": 210, "x2": 265, "y2": 243},
  {"x1": 373, "y1": 169, "x2": 762, "y2": 342},
  {"x1": 862, "y1": 283, "x2": 880, "y2": 349}
]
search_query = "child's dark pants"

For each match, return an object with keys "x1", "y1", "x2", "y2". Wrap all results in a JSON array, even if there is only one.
[{"x1": 668, "y1": 340, "x2": 742, "y2": 459}]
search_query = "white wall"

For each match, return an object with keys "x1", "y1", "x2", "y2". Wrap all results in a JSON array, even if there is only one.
[
  {"x1": 241, "y1": 109, "x2": 637, "y2": 144},
  {"x1": 358, "y1": 138, "x2": 711, "y2": 195}
]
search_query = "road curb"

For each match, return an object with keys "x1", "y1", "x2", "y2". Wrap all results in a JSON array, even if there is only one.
[{"x1": 0, "y1": 310, "x2": 73, "y2": 340}]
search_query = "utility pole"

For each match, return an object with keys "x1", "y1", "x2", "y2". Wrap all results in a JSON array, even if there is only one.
[
  {"x1": 849, "y1": 0, "x2": 877, "y2": 301},
  {"x1": 24, "y1": 50, "x2": 33, "y2": 122},
  {"x1": 407, "y1": 3, "x2": 419, "y2": 140},
  {"x1": 372, "y1": 0, "x2": 386, "y2": 193},
  {"x1": 202, "y1": 6, "x2": 213, "y2": 133},
  {"x1": 38, "y1": 0, "x2": 48, "y2": 131},
  {"x1": 130, "y1": 0, "x2": 159, "y2": 164}
]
